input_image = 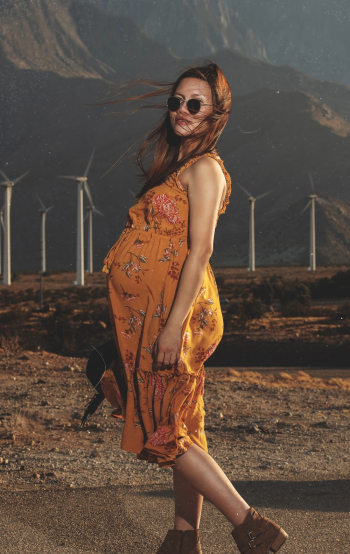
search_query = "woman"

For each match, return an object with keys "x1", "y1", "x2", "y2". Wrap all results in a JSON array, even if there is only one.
[{"x1": 100, "y1": 61, "x2": 288, "y2": 554}]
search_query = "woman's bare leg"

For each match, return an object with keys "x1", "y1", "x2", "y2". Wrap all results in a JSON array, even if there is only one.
[
  {"x1": 175, "y1": 443, "x2": 250, "y2": 527},
  {"x1": 173, "y1": 468, "x2": 203, "y2": 530}
]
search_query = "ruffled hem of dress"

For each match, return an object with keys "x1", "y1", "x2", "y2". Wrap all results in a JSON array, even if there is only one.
[
  {"x1": 136, "y1": 434, "x2": 194, "y2": 468},
  {"x1": 127, "y1": 365, "x2": 206, "y2": 468}
]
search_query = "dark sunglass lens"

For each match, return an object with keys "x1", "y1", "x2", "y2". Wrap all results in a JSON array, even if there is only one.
[
  {"x1": 167, "y1": 97, "x2": 180, "y2": 111},
  {"x1": 187, "y1": 99, "x2": 201, "y2": 114}
]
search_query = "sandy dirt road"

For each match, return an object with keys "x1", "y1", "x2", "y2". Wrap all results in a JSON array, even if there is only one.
[{"x1": 1, "y1": 350, "x2": 349, "y2": 553}]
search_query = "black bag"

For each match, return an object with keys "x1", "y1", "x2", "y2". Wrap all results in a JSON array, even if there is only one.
[{"x1": 81, "y1": 340, "x2": 127, "y2": 426}]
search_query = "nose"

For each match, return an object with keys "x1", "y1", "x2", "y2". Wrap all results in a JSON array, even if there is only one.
[{"x1": 177, "y1": 100, "x2": 191, "y2": 118}]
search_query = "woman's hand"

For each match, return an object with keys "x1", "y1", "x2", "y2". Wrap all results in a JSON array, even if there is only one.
[{"x1": 153, "y1": 324, "x2": 182, "y2": 369}]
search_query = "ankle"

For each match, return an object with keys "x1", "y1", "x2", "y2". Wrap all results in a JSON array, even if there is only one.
[
  {"x1": 174, "y1": 516, "x2": 197, "y2": 531},
  {"x1": 231, "y1": 506, "x2": 251, "y2": 528}
]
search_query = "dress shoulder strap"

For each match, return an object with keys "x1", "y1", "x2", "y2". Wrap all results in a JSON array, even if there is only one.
[{"x1": 177, "y1": 152, "x2": 231, "y2": 216}]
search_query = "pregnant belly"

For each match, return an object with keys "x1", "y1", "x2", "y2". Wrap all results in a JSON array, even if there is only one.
[
  {"x1": 105, "y1": 229, "x2": 223, "y2": 375},
  {"x1": 105, "y1": 229, "x2": 189, "y2": 293}
]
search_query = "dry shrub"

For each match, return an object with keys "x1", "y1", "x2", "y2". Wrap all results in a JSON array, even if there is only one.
[
  {"x1": 0, "y1": 332, "x2": 22, "y2": 368},
  {"x1": 278, "y1": 371, "x2": 293, "y2": 380}
]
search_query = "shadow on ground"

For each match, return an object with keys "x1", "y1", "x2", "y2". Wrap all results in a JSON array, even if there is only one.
[{"x1": 1, "y1": 480, "x2": 349, "y2": 553}]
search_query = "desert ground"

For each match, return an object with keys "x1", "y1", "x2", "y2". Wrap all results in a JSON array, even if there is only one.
[{"x1": 0, "y1": 267, "x2": 349, "y2": 553}]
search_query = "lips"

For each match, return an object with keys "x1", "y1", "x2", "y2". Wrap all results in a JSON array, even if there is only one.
[{"x1": 175, "y1": 118, "x2": 189, "y2": 124}]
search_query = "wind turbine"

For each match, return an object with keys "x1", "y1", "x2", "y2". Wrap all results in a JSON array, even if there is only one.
[
  {"x1": 0, "y1": 169, "x2": 29, "y2": 285},
  {"x1": 300, "y1": 171, "x2": 331, "y2": 271},
  {"x1": 237, "y1": 183, "x2": 273, "y2": 271},
  {"x1": 36, "y1": 194, "x2": 54, "y2": 274},
  {"x1": 59, "y1": 148, "x2": 95, "y2": 286},
  {"x1": 0, "y1": 204, "x2": 4, "y2": 275},
  {"x1": 84, "y1": 193, "x2": 104, "y2": 273}
]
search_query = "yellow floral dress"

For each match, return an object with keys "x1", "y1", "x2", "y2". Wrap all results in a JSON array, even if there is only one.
[{"x1": 101, "y1": 152, "x2": 231, "y2": 467}]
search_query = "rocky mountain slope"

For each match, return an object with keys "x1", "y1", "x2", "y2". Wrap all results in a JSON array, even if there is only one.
[
  {"x1": 91, "y1": 0, "x2": 350, "y2": 86},
  {"x1": 226, "y1": 0, "x2": 350, "y2": 86},
  {"x1": 0, "y1": 0, "x2": 113, "y2": 78},
  {"x1": 90, "y1": 0, "x2": 269, "y2": 61}
]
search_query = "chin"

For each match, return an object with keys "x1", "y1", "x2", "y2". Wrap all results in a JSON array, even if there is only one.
[
  {"x1": 172, "y1": 123, "x2": 195, "y2": 137},
  {"x1": 173, "y1": 129, "x2": 191, "y2": 137}
]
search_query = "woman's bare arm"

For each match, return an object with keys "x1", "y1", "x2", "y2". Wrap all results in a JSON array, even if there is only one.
[{"x1": 153, "y1": 156, "x2": 226, "y2": 367}]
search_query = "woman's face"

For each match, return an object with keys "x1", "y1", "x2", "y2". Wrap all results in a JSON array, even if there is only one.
[{"x1": 169, "y1": 77, "x2": 214, "y2": 137}]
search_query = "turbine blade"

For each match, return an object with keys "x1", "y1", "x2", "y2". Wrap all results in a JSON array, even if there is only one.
[
  {"x1": 36, "y1": 193, "x2": 46, "y2": 211},
  {"x1": 13, "y1": 170, "x2": 30, "y2": 184},
  {"x1": 59, "y1": 175, "x2": 78, "y2": 180},
  {"x1": 0, "y1": 214, "x2": 4, "y2": 230},
  {"x1": 236, "y1": 182, "x2": 252, "y2": 197},
  {"x1": 256, "y1": 189, "x2": 273, "y2": 200},
  {"x1": 0, "y1": 169, "x2": 10, "y2": 181},
  {"x1": 300, "y1": 200, "x2": 311, "y2": 215},
  {"x1": 83, "y1": 180, "x2": 94, "y2": 207},
  {"x1": 84, "y1": 213, "x2": 89, "y2": 221},
  {"x1": 46, "y1": 205, "x2": 54, "y2": 212},
  {"x1": 93, "y1": 208, "x2": 104, "y2": 217},
  {"x1": 308, "y1": 171, "x2": 315, "y2": 192},
  {"x1": 84, "y1": 147, "x2": 95, "y2": 177},
  {"x1": 316, "y1": 196, "x2": 332, "y2": 206},
  {"x1": 128, "y1": 188, "x2": 136, "y2": 198}
]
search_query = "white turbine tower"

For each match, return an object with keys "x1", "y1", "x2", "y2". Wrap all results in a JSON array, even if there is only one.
[
  {"x1": 84, "y1": 194, "x2": 104, "y2": 273},
  {"x1": 0, "y1": 204, "x2": 4, "y2": 275},
  {"x1": 36, "y1": 194, "x2": 54, "y2": 274},
  {"x1": 300, "y1": 171, "x2": 331, "y2": 271},
  {"x1": 59, "y1": 148, "x2": 95, "y2": 286},
  {"x1": 237, "y1": 183, "x2": 273, "y2": 271},
  {"x1": 0, "y1": 169, "x2": 29, "y2": 285}
]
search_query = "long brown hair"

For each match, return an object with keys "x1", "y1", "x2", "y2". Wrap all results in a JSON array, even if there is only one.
[{"x1": 97, "y1": 60, "x2": 231, "y2": 199}]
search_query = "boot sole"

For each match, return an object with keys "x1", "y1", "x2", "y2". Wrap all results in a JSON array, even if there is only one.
[{"x1": 270, "y1": 528, "x2": 288, "y2": 553}]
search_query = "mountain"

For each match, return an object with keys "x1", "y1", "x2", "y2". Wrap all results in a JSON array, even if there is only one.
[
  {"x1": 0, "y1": 0, "x2": 113, "y2": 78},
  {"x1": 90, "y1": 0, "x2": 350, "y2": 86},
  {"x1": 89, "y1": 0, "x2": 269, "y2": 62},
  {"x1": 68, "y1": 1, "x2": 177, "y2": 77},
  {"x1": 1, "y1": 0, "x2": 350, "y2": 271},
  {"x1": 212, "y1": 49, "x2": 350, "y2": 125},
  {"x1": 226, "y1": 0, "x2": 350, "y2": 86},
  {"x1": 0, "y1": 0, "x2": 178, "y2": 80}
]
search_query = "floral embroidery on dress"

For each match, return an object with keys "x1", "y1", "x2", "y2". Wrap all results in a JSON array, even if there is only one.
[
  {"x1": 158, "y1": 238, "x2": 179, "y2": 262},
  {"x1": 151, "y1": 374, "x2": 167, "y2": 401},
  {"x1": 121, "y1": 306, "x2": 145, "y2": 338},
  {"x1": 152, "y1": 290, "x2": 168, "y2": 319},
  {"x1": 123, "y1": 349, "x2": 136, "y2": 385},
  {"x1": 194, "y1": 338, "x2": 221, "y2": 365},
  {"x1": 190, "y1": 292, "x2": 218, "y2": 334},
  {"x1": 181, "y1": 331, "x2": 191, "y2": 359},
  {"x1": 120, "y1": 284, "x2": 140, "y2": 302},
  {"x1": 149, "y1": 426, "x2": 168, "y2": 446},
  {"x1": 122, "y1": 251, "x2": 148, "y2": 283},
  {"x1": 131, "y1": 236, "x2": 149, "y2": 249},
  {"x1": 153, "y1": 194, "x2": 181, "y2": 225}
]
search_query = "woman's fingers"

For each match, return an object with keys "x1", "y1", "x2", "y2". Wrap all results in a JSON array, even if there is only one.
[
  {"x1": 156, "y1": 349, "x2": 165, "y2": 366},
  {"x1": 155, "y1": 346, "x2": 179, "y2": 367}
]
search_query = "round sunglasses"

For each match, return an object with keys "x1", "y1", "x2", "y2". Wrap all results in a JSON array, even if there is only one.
[{"x1": 166, "y1": 96, "x2": 213, "y2": 115}]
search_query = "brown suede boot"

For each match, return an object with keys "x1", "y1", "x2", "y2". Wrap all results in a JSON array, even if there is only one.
[
  {"x1": 156, "y1": 529, "x2": 202, "y2": 554},
  {"x1": 231, "y1": 507, "x2": 288, "y2": 554}
]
